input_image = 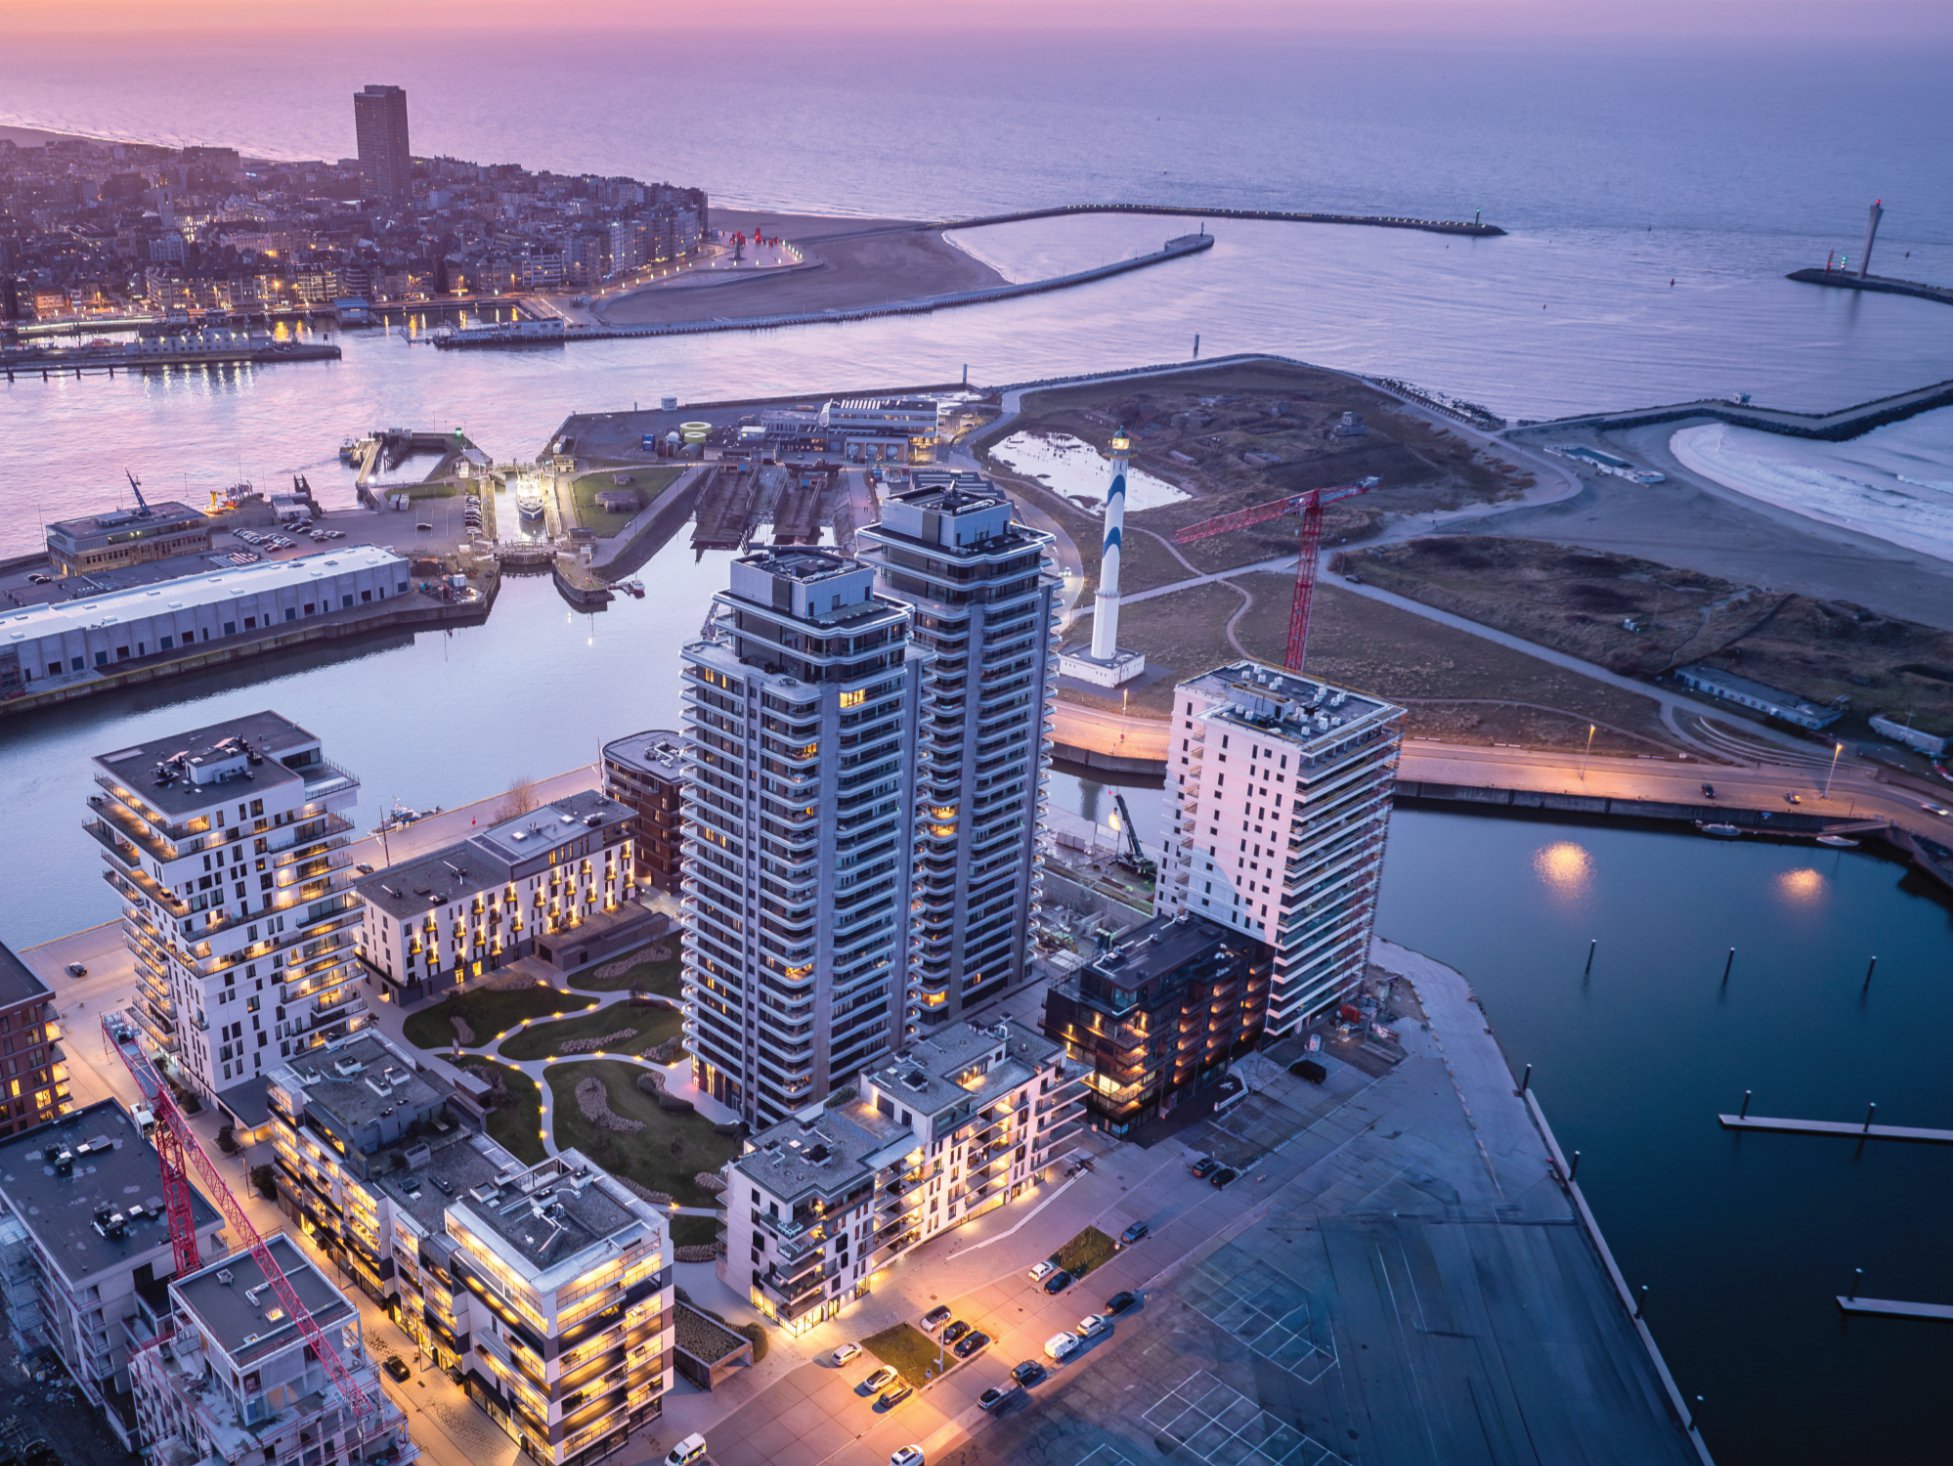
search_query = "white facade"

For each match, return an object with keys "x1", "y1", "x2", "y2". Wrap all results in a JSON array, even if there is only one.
[
  {"x1": 89, "y1": 712, "x2": 369, "y2": 1126},
  {"x1": 680, "y1": 550, "x2": 922, "y2": 1129},
  {"x1": 721, "y1": 1019, "x2": 1085, "y2": 1335},
  {"x1": 1, "y1": 546, "x2": 410, "y2": 690},
  {"x1": 1157, "y1": 662, "x2": 1403, "y2": 1033},
  {"x1": 816, "y1": 397, "x2": 940, "y2": 462},
  {"x1": 857, "y1": 471, "x2": 1059, "y2": 1025}
]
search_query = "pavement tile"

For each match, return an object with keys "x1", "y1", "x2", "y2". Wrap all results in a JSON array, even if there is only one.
[
  {"x1": 1233, "y1": 1411, "x2": 1280, "y2": 1449},
  {"x1": 1188, "y1": 1417, "x2": 1243, "y2": 1457},
  {"x1": 1217, "y1": 1394, "x2": 1263, "y2": 1433},
  {"x1": 1162, "y1": 1405, "x2": 1207, "y2": 1443},
  {"x1": 1191, "y1": 1380, "x2": 1241, "y2": 1416}
]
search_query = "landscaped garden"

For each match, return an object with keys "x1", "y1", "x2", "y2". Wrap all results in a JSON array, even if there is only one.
[
  {"x1": 401, "y1": 983, "x2": 595, "y2": 1050},
  {"x1": 456, "y1": 1059, "x2": 546, "y2": 1165},
  {"x1": 498, "y1": 1001, "x2": 681, "y2": 1061},
  {"x1": 569, "y1": 465, "x2": 682, "y2": 536},
  {"x1": 569, "y1": 939, "x2": 683, "y2": 996},
  {"x1": 863, "y1": 1322, "x2": 950, "y2": 1389},
  {"x1": 544, "y1": 1059, "x2": 741, "y2": 1207},
  {"x1": 1052, "y1": 1225, "x2": 1118, "y2": 1279}
]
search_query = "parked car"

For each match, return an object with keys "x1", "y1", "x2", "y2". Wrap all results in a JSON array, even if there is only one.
[
  {"x1": 1119, "y1": 1220, "x2": 1148, "y2": 1246},
  {"x1": 979, "y1": 1385, "x2": 1015, "y2": 1412},
  {"x1": 877, "y1": 1383, "x2": 913, "y2": 1410},
  {"x1": 941, "y1": 1320, "x2": 970, "y2": 1346},
  {"x1": 921, "y1": 1305, "x2": 952, "y2": 1332},
  {"x1": 355, "y1": 862, "x2": 375, "y2": 875},
  {"x1": 1190, "y1": 1155, "x2": 1218, "y2": 1179},
  {"x1": 1075, "y1": 1313, "x2": 1111, "y2": 1340},
  {"x1": 1105, "y1": 1291, "x2": 1139, "y2": 1316},
  {"x1": 663, "y1": 1434, "x2": 708, "y2": 1466},
  {"x1": 1027, "y1": 1260, "x2": 1057, "y2": 1283},
  {"x1": 382, "y1": 1354, "x2": 411, "y2": 1382},
  {"x1": 1701, "y1": 783, "x2": 1716, "y2": 798},
  {"x1": 1784, "y1": 792, "x2": 1802, "y2": 806},
  {"x1": 860, "y1": 1365, "x2": 897, "y2": 1394},
  {"x1": 64, "y1": 962, "x2": 87, "y2": 978},
  {"x1": 891, "y1": 1448, "x2": 925, "y2": 1466},
  {"x1": 1011, "y1": 1360, "x2": 1047, "y2": 1387},
  {"x1": 829, "y1": 1343, "x2": 860, "y2": 1366},
  {"x1": 1042, "y1": 1269, "x2": 1075, "y2": 1295},
  {"x1": 954, "y1": 1331, "x2": 990, "y2": 1360},
  {"x1": 1209, "y1": 1166, "x2": 1239, "y2": 1188},
  {"x1": 1043, "y1": 1332, "x2": 1080, "y2": 1362}
]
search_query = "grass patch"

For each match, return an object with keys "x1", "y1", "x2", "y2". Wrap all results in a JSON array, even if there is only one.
[
  {"x1": 569, "y1": 944, "x2": 683, "y2": 996},
  {"x1": 499, "y1": 1001, "x2": 682, "y2": 1061},
  {"x1": 456, "y1": 1059, "x2": 545, "y2": 1165},
  {"x1": 670, "y1": 1213, "x2": 724, "y2": 1248},
  {"x1": 544, "y1": 1060, "x2": 741, "y2": 1206},
  {"x1": 1052, "y1": 1225, "x2": 1118, "y2": 1279},
  {"x1": 400, "y1": 983, "x2": 596, "y2": 1051},
  {"x1": 862, "y1": 1322, "x2": 950, "y2": 1389},
  {"x1": 570, "y1": 466, "x2": 683, "y2": 537}
]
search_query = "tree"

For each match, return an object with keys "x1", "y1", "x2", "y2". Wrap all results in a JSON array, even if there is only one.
[
  {"x1": 250, "y1": 1164, "x2": 278, "y2": 1202},
  {"x1": 496, "y1": 775, "x2": 539, "y2": 822}
]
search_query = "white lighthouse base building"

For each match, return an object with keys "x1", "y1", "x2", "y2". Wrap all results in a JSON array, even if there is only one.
[{"x1": 1058, "y1": 643, "x2": 1147, "y2": 687}]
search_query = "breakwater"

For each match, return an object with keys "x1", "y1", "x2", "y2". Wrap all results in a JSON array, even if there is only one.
[
  {"x1": 436, "y1": 232, "x2": 1217, "y2": 348},
  {"x1": 1, "y1": 338, "x2": 341, "y2": 380},
  {"x1": 807, "y1": 202, "x2": 1504, "y2": 241},
  {"x1": 1786, "y1": 268, "x2": 1951, "y2": 305},
  {"x1": 1514, "y1": 379, "x2": 1953, "y2": 442}
]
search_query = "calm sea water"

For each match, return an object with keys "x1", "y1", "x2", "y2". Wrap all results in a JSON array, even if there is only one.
[{"x1": 1, "y1": 28, "x2": 1950, "y2": 1463}]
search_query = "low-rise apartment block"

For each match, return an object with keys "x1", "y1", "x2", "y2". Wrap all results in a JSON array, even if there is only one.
[
  {"x1": 89, "y1": 712, "x2": 370, "y2": 1134},
  {"x1": 600, "y1": 730, "x2": 685, "y2": 892},
  {"x1": 354, "y1": 790, "x2": 634, "y2": 1004},
  {"x1": 0, "y1": 1099, "x2": 226, "y2": 1450},
  {"x1": 131, "y1": 1233, "x2": 417, "y2": 1466},
  {"x1": 0, "y1": 941, "x2": 68, "y2": 1137},
  {"x1": 721, "y1": 1019, "x2": 1086, "y2": 1335}
]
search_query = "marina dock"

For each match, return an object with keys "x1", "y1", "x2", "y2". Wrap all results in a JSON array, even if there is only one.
[
  {"x1": 1717, "y1": 1113, "x2": 1951, "y2": 1144},
  {"x1": 2, "y1": 339, "x2": 340, "y2": 379},
  {"x1": 1836, "y1": 1297, "x2": 1952, "y2": 1322}
]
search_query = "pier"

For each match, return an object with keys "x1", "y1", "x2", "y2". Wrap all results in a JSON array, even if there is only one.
[
  {"x1": 1786, "y1": 267, "x2": 1951, "y2": 305},
  {"x1": 1836, "y1": 1298, "x2": 1952, "y2": 1321},
  {"x1": 1717, "y1": 1112, "x2": 1951, "y2": 1144},
  {"x1": 819, "y1": 201, "x2": 1505, "y2": 240},
  {"x1": 1513, "y1": 379, "x2": 1952, "y2": 442},
  {"x1": 2, "y1": 339, "x2": 340, "y2": 380}
]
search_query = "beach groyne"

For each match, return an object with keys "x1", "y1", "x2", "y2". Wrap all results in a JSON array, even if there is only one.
[
  {"x1": 1786, "y1": 268, "x2": 1951, "y2": 305},
  {"x1": 1513, "y1": 379, "x2": 1953, "y2": 442}
]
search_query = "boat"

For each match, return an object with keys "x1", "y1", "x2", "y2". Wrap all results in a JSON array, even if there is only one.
[
  {"x1": 1697, "y1": 822, "x2": 1743, "y2": 838},
  {"x1": 619, "y1": 579, "x2": 645, "y2": 597},
  {"x1": 1815, "y1": 834, "x2": 1859, "y2": 849},
  {"x1": 517, "y1": 493, "x2": 545, "y2": 521}
]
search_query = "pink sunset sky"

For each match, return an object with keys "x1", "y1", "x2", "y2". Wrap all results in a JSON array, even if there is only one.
[{"x1": 13, "y1": 0, "x2": 1950, "y2": 41}]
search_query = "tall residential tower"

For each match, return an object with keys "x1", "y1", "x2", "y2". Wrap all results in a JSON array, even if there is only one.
[
  {"x1": 858, "y1": 470, "x2": 1059, "y2": 1024},
  {"x1": 353, "y1": 84, "x2": 412, "y2": 207},
  {"x1": 680, "y1": 551, "x2": 921, "y2": 1127},
  {"x1": 1155, "y1": 662, "x2": 1402, "y2": 1033}
]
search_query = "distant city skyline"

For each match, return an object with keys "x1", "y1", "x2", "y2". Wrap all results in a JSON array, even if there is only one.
[{"x1": 14, "y1": 0, "x2": 1951, "y2": 41}]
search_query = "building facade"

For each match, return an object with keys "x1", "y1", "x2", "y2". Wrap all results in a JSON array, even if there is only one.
[
  {"x1": 353, "y1": 790, "x2": 635, "y2": 1004},
  {"x1": 1042, "y1": 913, "x2": 1271, "y2": 1133},
  {"x1": 0, "y1": 942, "x2": 67, "y2": 1137},
  {"x1": 600, "y1": 730, "x2": 685, "y2": 891},
  {"x1": 816, "y1": 397, "x2": 940, "y2": 462},
  {"x1": 1156, "y1": 662, "x2": 1403, "y2": 1034},
  {"x1": 721, "y1": 1020, "x2": 1085, "y2": 1335},
  {"x1": 858, "y1": 472, "x2": 1059, "y2": 1025},
  {"x1": 130, "y1": 1234, "x2": 418, "y2": 1466},
  {"x1": 353, "y1": 83, "x2": 413, "y2": 206},
  {"x1": 89, "y1": 712, "x2": 370, "y2": 1131},
  {"x1": 0, "y1": 1099, "x2": 226, "y2": 1450},
  {"x1": 680, "y1": 550, "x2": 922, "y2": 1128},
  {"x1": 45, "y1": 498, "x2": 210, "y2": 576}
]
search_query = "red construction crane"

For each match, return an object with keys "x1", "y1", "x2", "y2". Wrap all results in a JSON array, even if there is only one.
[
  {"x1": 102, "y1": 1012, "x2": 391, "y2": 1450},
  {"x1": 1172, "y1": 476, "x2": 1381, "y2": 670}
]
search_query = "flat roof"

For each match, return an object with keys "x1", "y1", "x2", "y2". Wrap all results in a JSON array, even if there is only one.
[
  {"x1": 0, "y1": 544, "x2": 405, "y2": 643},
  {"x1": 1676, "y1": 663, "x2": 1829, "y2": 713},
  {"x1": 1090, "y1": 913, "x2": 1246, "y2": 991},
  {"x1": 355, "y1": 838, "x2": 509, "y2": 919},
  {"x1": 737, "y1": 548, "x2": 859, "y2": 584},
  {"x1": 376, "y1": 1131, "x2": 520, "y2": 1234},
  {"x1": 274, "y1": 1033, "x2": 442, "y2": 1131},
  {"x1": 601, "y1": 729, "x2": 684, "y2": 781},
  {"x1": 0, "y1": 1099, "x2": 221, "y2": 1284},
  {"x1": 1184, "y1": 660, "x2": 1400, "y2": 752},
  {"x1": 93, "y1": 709, "x2": 319, "y2": 816},
  {"x1": 46, "y1": 499, "x2": 207, "y2": 540},
  {"x1": 0, "y1": 938, "x2": 51, "y2": 1010},
  {"x1": 174, "y1": 1233, "x2": 354, "y2": 1367},
  {"x1": 449, "y1": 1154, "x2": 644, "y2": 1276},
  {"x1": 473, "y1": 788, "x2": 630, "y2": 863}
]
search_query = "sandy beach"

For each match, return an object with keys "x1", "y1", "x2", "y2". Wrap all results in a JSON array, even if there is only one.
[{"x1": 1489, "y1": 419, "x2": 1952, "y2": 628}]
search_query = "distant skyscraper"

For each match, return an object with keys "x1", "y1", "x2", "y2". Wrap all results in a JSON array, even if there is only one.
[
  {"x1": 680, "y1": 550, "x2": 921, "y2": 1128},
  {"x1": 1156, "y1": 662, "x2": 1403, "y2": 1033},
  {"x1": 353, "y1": 84, "x2": 412, "y2": 206},
  {"x1": 858, "y1": 470, "x2": 1059, "y2": 1024}
]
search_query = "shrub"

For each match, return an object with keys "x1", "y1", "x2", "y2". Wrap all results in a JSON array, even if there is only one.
[
  {"x1": 636, "y1": 1073, "x2": 663, "y2": 1097},
  {"x1": 740, "y1": 1322, "x2": 769, "y2": 1363},
  {"x1": 657, "y1": 1094, "x2": 695, "y2": 1115},
  {"x1": 216, "y1": 1123, "x2": 238, "y2": 1154},
  {"x1": 249, "y1": 1164, "x2": 277, "y2": 1202}
]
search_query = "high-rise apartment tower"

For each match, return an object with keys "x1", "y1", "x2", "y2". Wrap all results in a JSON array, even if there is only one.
[{"x1": 353, "y1": 84, "x2": 412, "y2": 206}]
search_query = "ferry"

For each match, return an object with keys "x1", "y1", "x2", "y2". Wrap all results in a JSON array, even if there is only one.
[
  {"x1": 517, "y1": 493, "x2": 545, "y2": 521},
  {"x1": 1697, "y1": 822, "x2": 1743, "y2": 838}
]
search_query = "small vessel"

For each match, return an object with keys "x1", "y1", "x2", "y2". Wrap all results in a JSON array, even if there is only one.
[
  {"x1": 339, "y1": 437, "x2": 358, "y2": 463},
  {"x1": 619, "y1": 579, "x2": 646, "y2": 597},
  {"x1": 1815, "y1": 834, "x2": 1859, "y2": 849},
  {"x1": 1697, "y1": 822, "x2": 1742, "y2": 838},
  {"x1": 517, "y1": 493, "x2": 545, "y2": 521}
]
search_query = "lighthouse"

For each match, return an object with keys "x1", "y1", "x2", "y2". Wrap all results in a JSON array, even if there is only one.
[{"x1": 1091, "y1": 428, "x2": 1131, "y2": 660}]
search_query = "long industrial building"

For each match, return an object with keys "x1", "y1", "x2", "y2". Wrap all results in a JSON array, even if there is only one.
[
  {"x1": 1155, "y1": 662, "x2": 1403, "y2": 1033},
  {"x1": 0, "y1": 545, "x2": 411, "y2": 694}
]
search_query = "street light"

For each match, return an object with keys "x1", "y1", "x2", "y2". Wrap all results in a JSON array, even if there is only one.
[
  {"x1": 1580, "y1": 724, "x2": 1596, "y2": 782},
  {"x1": 1824, "y1": 741, "x2": 1844, "y2": 799}
]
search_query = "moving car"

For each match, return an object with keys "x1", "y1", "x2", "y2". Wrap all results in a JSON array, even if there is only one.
[
  {"x1": 1209, "y1": 1166, "x2": 1239, "y2": 1188},
  {"x1": 1190, "y1": 1155, "x2": 1218, "y2": 1179},
  {"x1": 954, "y1": 1331, "x2": 990, "y2": 1359},
  {"x1": 1921, "y1": 802, "x2": 1950, "y2": 817},
  {"x1": 1701, "y1": 783, "x2": 1716, "y2": 798},
  {"x1": 64, "y1": 962, "x2": 87, "y2": 978},
  {"x1": 1027, "y1": 1260, "x2": 1057, "y2": 1283},
  {"x1": 1105, "y1": 1291, "x2": 1139, "y2": 1316},
  {"x1": 829, "y1": 1343, "x2": 860, "y2": 1366},
  {"x1": 878, "y1": 1383, "x2": 913, "y2": 1410},
  {"x1": 1075, "y1": 1313, "x2": 1111, "y2": 1340},
  {"x1": 1011, "y1": 1360, "x2": 1047, "y2": 1387},
  {"x1": 1784, "y1": 792, "x2": 1802, "y2": 805},
  {"x1": 891, "y1": 1448, "x2": 925, "y2": 1466},
  {"x1": 941, "y1": 1320, "x2": 970, "y2": 1346},
  {"x1": 921, "y1": 1305, "x2": 952, "y2": 1332},
  {"x1": 1043, "y1": 1332, "x2": 1080, "y2": 1362},
  {"x1": 382, "y1": 1354, "x2": 411, "y2": 1382},
  {"x1": 1042, "y1": 1268, "x2": 1075, "y2": 1295},
  {"x1": 860, "y1": 1365, "x2": 897, "y2": 1394},
  {"x1": 664, "y1": 1436, "x2": 709, "y2": 1466},
  {"x1": 1119, "y1": 1220, "x2": 1149, "y2": 1246}
]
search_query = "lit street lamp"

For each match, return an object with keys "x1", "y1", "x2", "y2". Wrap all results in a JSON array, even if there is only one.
[
  {"x1": 1824, "y1": 741, "x2": 1844, "y2": 799},
  {"x1": 1580, "y1": 723, "x2": 1596, "y2": 782}
]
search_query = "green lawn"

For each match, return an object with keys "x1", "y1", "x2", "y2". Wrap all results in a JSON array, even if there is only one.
[
  {"x1": 499, "y1": 1001, "x2": 681, "y2": 1061},
  {"x1": 543, "y1": 1060, "x2": 740, "y2": 1206},
  {"x1": 400, "y1": 984, "x2": 596, "y2": 1050},
  {"x1": 456, "y1": 1059, "x2": 545, "y2": 1165},
  {"x1": 862, "y1": 1322, "x2": 950, "y2": 1389},
  {"x1": 570, "y1": 466, "x2": 682, "y2": 536},
  {"x1": 670, "y1": 1213, "x2": 724, "y2": 1248},
  {"x1": 1053, "y1": 1225, "x2": 1117, "y2": 1279},
  {"x1": 569, "y1": 947, "x2": 683, "y2": 997}
]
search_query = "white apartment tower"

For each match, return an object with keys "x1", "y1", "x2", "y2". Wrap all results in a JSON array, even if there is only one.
[
  {"x1": 1156, "y1": 662, "x2": 1403, "y2": 1033},
  {"x1": 858, "y1": 471, "x2": 1060, "y2": 1025},
  {"x1": 680, "y1": 550, "x2": 922, "y2": 1128},
  {"x1": 89, "y1": 712, "x2": 368, "y2": 1133}
]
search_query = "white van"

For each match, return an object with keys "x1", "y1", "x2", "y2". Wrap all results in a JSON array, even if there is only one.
[
  {"x1": 665, "y1": 1434, "x2": 708, "y2": 1466},
  {"x1": 1043, "y1": 1331, "x2": 1080, "y2": 1362}
]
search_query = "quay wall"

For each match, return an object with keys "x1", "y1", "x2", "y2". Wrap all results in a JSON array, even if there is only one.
[
  {"x1": 938, "y1": 201, "x2": 1504, "y2": 237},
  {"x1": 1514, "y1": 380, "x2": 1953, "y2": 442},
  {"x1": 2, "y1": 342, "x2": 341, "y2": 379}
]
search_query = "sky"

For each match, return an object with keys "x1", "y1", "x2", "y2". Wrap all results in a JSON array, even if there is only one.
[{"x1": 9, "y1": 0, "x2": 1950, "y2": 42}]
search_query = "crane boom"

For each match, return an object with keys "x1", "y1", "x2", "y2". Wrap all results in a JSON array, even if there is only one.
[
  {"x1": 124, "y1": 469, "x2": 151, "y2": 516},
  {"x1": 102, "y1": 1011, "x2": 389, "y2": 1448},
  {"x1": 1170, "y1": 477, "x2": 1381, "y2": 669}
]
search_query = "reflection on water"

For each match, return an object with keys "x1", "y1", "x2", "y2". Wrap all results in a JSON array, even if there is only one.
[
  {"x1": 1531, "y1": 839, "x2": 1596, "y2": 899},
  {"x1": 1773, "y1": 866, "x2": 1827, "y2": 905}
]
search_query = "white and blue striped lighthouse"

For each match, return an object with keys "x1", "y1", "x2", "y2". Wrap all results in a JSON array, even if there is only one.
[{"x1": 1090, "y1": 427, "x2": 1132, "y2": 661}]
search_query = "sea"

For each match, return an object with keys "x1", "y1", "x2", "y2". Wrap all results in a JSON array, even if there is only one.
[{"x1": 0, "y1": 27, "x2": 1950, "y2": 1464}]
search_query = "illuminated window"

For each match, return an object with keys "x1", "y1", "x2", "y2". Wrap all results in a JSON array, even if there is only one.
[{"x1": 839, "y1": 688, "x2": 865, "y2": 709}]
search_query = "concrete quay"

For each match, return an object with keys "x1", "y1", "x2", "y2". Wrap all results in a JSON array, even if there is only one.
[
  {"x1": 1786, "y1": 267, "x2": 1952, "y2": 304},
  {"x1": 1, "y1": 338, "x2": 340, "y2": 379},
  {"x1": 1511, "y1": 378, "x2": 1953, "y2": 442}
]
